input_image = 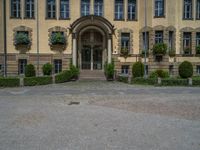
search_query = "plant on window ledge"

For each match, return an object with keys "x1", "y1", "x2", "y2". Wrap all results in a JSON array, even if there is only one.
[
  {"x1": 120, "y1": 47, "x2": 130, "y2": 58},
  {"x1": 183, "y1": 47, "x2": 191, "y2": 55},
  {"x1": 196, "y1": 46, "x2": 200, "y2": 55},
  {"x1": 152, "y1": 43, "x2": 167, "y2": 56},
  {"x1": 168, "y1": 49, "x2": 176, "y2": 57},
  {"x1": 50, "y1": 32, "x2": 66, "y2": 45},
  {"x1": 14, "y1": 32, "x2": 31, "y2": 46}
]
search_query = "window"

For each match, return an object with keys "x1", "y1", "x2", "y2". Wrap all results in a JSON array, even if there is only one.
[
  {"x1": 183, "y1": 0, "x2": 192, "y2": 19},
  {"x1": 168, "y1": 31, "x2": 174, "y2": 51},
  {"x1": 18, "y1": 59, "x2": 27, "y2": 75},
  {"x1": 121, "y1": 65, "x2": 129, "y2": 74},
  {"x1": 115, "y1": 0, "x2": 124, "y2": 20},
  {"x1": 142, "y1": 32, "x2": 149, "y2": 51},
  {"x1": 11, "y1": 0, "x2": 21, "y2": 18},
  {"x1": 155, "y1": 0, "x2": 164, "y2": 17},
  {"x1": 94, "y1": 0, "x2": 103, "y2": 16},
  {"x1": 183, "y1": 32, "x2": 192, "y2": 54},
  {"x1": 25, "y1": 0, "x2": 34, "y2": 18},
  {"x1": 155, "y1": 31, "x2": 163, "y2": 44},
  {"x1": 121, "y1": 33, "x2": 130, "y2": 52},
  {"x1": 197, "y1": 33, "x2": 200, "y2": 46},
  {"x1": 46, "y1": 0, "x2": 56, "y2": 19},
  {"x1": 54, "y1": 59, "x2": 62, "y2": 74},
  {"x1": 169, "y1": 65, "x2": 174, "y2": 76},
  {"x1": 197, "y1": 0, "x2": 200, "y2": 19},
  {"x1": 197, "y1": 65, "x2": 200, "y2": 74},
  {"x1": 60, "y1": 0, "x2": 70, "y2": 19},
  {"x1": 81, "y1": 0, "x2": 90, "y2": 16},
  {"x1": 128, "y1": 0, "x2": 136, "y2": 20}
]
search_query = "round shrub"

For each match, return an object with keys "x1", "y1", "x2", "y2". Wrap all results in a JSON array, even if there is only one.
[
  {"x1": 132, "y1": 61, "x2": 144, "y2": 78},
  {"x1": 149, "y1": 70, "x2": 169, "y2": 78},
  {"x1": 25, "y1": 64, "x2": 36, "y2": 77},
  {"x1": 152, "y1": 43, "x2": 167, "y2": 55},
  {"x1": 179, "y1": 61, "x2": 193, "y2": 78},
  {"x1": 42, "y1": 63, "x2": 53, "y2": 76}
]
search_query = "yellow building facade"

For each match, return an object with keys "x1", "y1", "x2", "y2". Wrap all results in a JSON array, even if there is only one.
[{"x1": 0, "y1": 0, "x2": 200, "y2": 76}]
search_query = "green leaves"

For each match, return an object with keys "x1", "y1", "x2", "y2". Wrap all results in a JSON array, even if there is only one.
[
  {"x1": 152, "y1": 43, "x2": 167, "y2": 55},
  {"x1": 50, "y1": 32, "x2": 66, "y2": 45},
  {"x1": 15, "y1": 32, "x2": 30, "y2": 45}
]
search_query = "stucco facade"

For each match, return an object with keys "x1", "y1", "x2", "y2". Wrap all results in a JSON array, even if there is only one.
[{"x1": 0, "y1": 0, "x2": 200, "y2": 76}]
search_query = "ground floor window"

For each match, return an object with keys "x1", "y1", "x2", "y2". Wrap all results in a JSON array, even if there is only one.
[
  {"x1": 145, "y1": 65, "x2": 148, "y2": 75},
  {"x1": 18, "y1": 59, "x2": 27, "y2": 75},
  {"x1": 169, "y1": 65, "x2": 174, "y2": 76},
  {"x1": 183, "y1": 32, "x2": 192, "y2": 54},
  {"x1": 121, "y1": 65, "x2": 129, "y2": 74},
  {"x1": 197, "y1": 65, "x2": 200, "y2": 74},
  {"x1": 54, "y1": 59, "x2": 62, "y2": 74}
]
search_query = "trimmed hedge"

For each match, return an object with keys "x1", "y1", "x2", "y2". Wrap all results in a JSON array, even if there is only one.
[
  {"x1": 24, "y1": 76, "x2": 52, "y2": 86},
  {"x1": 149, "y1": 70, "x2": 169, "y2": 79},
  {"x1": 55, "y1": 70, "x2": 72, "y2": 83},
  {"x1": 161, "y1": 78, "x2": 188, "y2": 86},
  {"x1": 0, "y1": 77, "x2": 20, "y2": 87},
  {"x1": 179, "y1": 61, "x2": 193, "y2": 78},
  {"x1": 132, "y1": 61, "x2": 144, "y2": 78},
  {"x1": 117, "y1": 75, "x2": 129, "y2": 83},
  {"x1": 25, "y1": 64, "x2": 36, "y2": 77},
  {"x1": 42, "y1": 63, "x2": 53, "y2": 76},
  {"x1": 132, "y1": 77, "x2": 157, "y2": 85},
  {"x1": 192, "y1": 76, "x2": 200, "y2": 86}
]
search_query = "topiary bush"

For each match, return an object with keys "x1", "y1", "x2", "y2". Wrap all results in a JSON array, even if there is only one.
[
  {"x1": 70, "y1": 65, "x2": 80, "y2": 80},
  {"x1": 132, "y1": 61, "x2": 144, "y2": 78},
  {"x1": 104, "y1": 63, "x2": 115, "y2": 80},
  {"x1": 179, "y1": 61, "x2": 193, "y2": 78},
  {"x1": 0, "y1": 77, "x2": 20, "y2": 87},
  {"x1": 152, "y1": 43, "x2": 167, "y2": 55},
  {"x1": 55, "y1": 70, "x2": 72, "y2": 83},
  {"x1": 161, "y1": 78, "x2": 188, "y2": 86},
  {"x1": 132, "y1": 77, "x2": 157, "y2": 85},
  {"x1": 42, "y1": 63, "x2": 53, "y2": 76},
  {"x1": 149, "y1": 70, "x2": 169, "y2": 79},
  {"x1": 25, "y1": 64, "x2": 36, "y2": 77},
  {"x1": 24, "y1": 76, "x2": 52, "y2": 86}
]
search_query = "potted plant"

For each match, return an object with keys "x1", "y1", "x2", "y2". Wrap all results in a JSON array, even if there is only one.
[
  {"x1": 14, "y1": 32, "x2": 31, "y2": 47},
  {"x1": 50, "y1": 32, "x2": 66, "y2": 49},
  {"x1": 70, "y1": 64, "x2": 80, "y2": 81},
  {"x1": 152, "y1": 43, "x2": 167, "y2": 62},
  {"x1": 196, "y1": 46, "x2": 200, "y2": 55},
  {"x1": 104, "y1": 63, "x2": 115, "y2": 81},
  {"x1": 183, "y1": 47, "x2": 191, "y2": 55},
  {"x1": 120, "y1": 47, "x2": 129, "y2": 58}
]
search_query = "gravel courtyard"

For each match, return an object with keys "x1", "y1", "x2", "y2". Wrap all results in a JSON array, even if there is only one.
[{"x1": 0, "y1": 81, "x2": 200, "y2": 150}]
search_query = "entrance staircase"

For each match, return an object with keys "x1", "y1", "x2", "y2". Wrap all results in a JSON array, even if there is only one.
[{"x1": 79, "y1": 70, "x2": 106, "y2": 81}]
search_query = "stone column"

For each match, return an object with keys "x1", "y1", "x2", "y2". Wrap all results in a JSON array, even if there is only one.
[
  {"x1": 72, "y1": 33, "x2": 77, "y2": 66},
  {"x1": 108, "y1": 34, "x2": 112, "y2": 63}
]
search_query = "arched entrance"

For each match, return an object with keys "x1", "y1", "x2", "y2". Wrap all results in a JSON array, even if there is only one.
[
  {"x1": 70, "y1": 15, "x2": 115, "y2": 68},
  {"x1": 79, "y1": 27, "x2": 106, "y2": 70}
]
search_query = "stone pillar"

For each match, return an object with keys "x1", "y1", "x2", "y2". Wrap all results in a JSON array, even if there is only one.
[
  {"x1": 72, "y1": 33, "x2": 77, "y2": 66},
  {"x1": 108, "y1": 35, "x2": 112, "y2": 63}
]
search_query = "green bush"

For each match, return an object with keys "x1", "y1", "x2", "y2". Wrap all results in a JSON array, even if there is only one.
[
  {"x1": 192, "y1": 76, "x2": 200, "y2": 86},
  {"x1": 196, "y1": 46, "x2": 200, "y2": 55},
  {"x1": 132, "y1": 77, "x2": 157, "y2": 85},
  {"x1": 70, "y1": 65, "x2": 80, "y2": 79},
  {"x1": 161, "y1": 78, "x2": 188, "y2": 86},
  {"x1": 55, "y1": 70, "x2": 72, "y2": 83},
  {"x1": 149, "y1": 70, "x2": 169, "y2": 79},
  {"x1": 50, "y1": 32, "x2": 66, "y2": 45},
  {"x1": 24, "y1": 76, "x2": 52, "y2": 86},
  {"x1": 117, "y1": 75, "x2": 129, "y2": 83},
  {"x1": 25, "y1": 64, "x2": 36, "y2": 77},
  {"x1": 104, "y1": 63, "x2": 115, "y2": 80},
  {"x1": 42, "y1": 63, "x2": 53, "y2": 76},
  {"x1": 132, "y1": 61, "x2": 144, "y2": 78},
  {"x1": 152, "y1": 43, "x2": 167, "y2": 55},
  {"x1": 179, "y1": 61, "x2": 193, "y2": 78},
  {"x1": 0, "y1": 77, "x2": 20, "y2": 87},
  {"x1": 14, "y1": 32, "x2": 30, "y2": 46}
]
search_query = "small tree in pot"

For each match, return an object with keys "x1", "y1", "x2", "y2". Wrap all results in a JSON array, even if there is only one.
[
  {"x1": 50, "y1": 32, "x2": 66, "y2": 45},
  {"x1": 104, "y1": 63, "x2": 115, "y2": 81},
  {"x1": 152, "y1": 43, "x2": 167, "y2": 62}
]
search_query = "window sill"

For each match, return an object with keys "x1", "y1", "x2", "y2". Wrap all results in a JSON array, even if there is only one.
[
  {"x1": 182, "y1": 54, "x2": 194, "y2": 57},
  {"x1": 154, "y1": 15, "x2": 165, "y2": 18},
  {"x1": 45, "y1": 18, "x2": 57, "y2": 20},
  {"x1": 114, "y1": 19, "x2": 125, "y2": 21},
  {"x1": 182, "y1": 18, "x2": 194, "y2": 20},
  {"x1": 127, "y1": 19, "x2": 138, "y2": 21},
  {"x1": 59, "y1": 17, "x2": 71, "y2": 20},
  {"x1": 24, "y1": 17, "x2": 35, "y2": 20},
  {"x1": 196, "y1": 18, "x2": 200, "y2": 20},
  {"x1": 10, "y1": 17, "x2": 22, "y2": 19}
]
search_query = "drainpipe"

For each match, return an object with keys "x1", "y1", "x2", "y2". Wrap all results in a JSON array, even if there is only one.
[
  {"x1": 36, "y1": 0, "x2": 40, "y2": 76},
  {"x1": 3, "y1": 0, "x2": 7, "y2": 77},
  {"x1": 144, "y1": 0, "x2": 147, "y2": 78}
]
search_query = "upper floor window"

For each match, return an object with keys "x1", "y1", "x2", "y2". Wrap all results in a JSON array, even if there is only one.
[
  {"x1": 155, "y1": 0, "x2": 164, "y2": 17},
  {"x1": 155, "y1": 31, "x2": 163, "y2": 44},
  {"x1": 46, "y1": 0, "x2": 56, "y2": 19},
  {"x1": 11, "y1": 0, "x2": 21, "y2": 18},
  {"x1": 94, "y1": 0, "x2": 103, "y2": 16},
  {"x1": 197, "y1": 0, "x2": 200, "y2": 19},
  {"x1": 81, "y1": 0, "x2": 90, "y2": 16},
  {"x1": 121, "y1": 33, "x2": 130, "y2": 52},
  {"x1": 60, "y1": 0, "x2": 70, "y2": 19},
  {"x1": 128, "y1": 0, "x2": 136, "y2": 20},
  {"x1": 115, "y1": 0, "x2": 124, "y2": 20},
  {"x1": 183, "y1": 0, "x2": 192, "y2": 19},
  {"x1": 142, "y1": 32, "x2": 149, "y2": 51},
  {"x1": 25, "y1": 0, "x2": 34, "y2": 18},
  {"x1": 183, "y1": 32, "x2": 192, "y2": 54}
]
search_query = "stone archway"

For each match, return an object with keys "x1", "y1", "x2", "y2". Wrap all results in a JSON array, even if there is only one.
[{"x1": 70, "y1": 15, "x2": 115, "y2": 67}]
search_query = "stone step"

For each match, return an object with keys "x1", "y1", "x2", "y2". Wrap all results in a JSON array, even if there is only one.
[{"x1": 79, "y1": 70, "x2": 106, "y2": 80}]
